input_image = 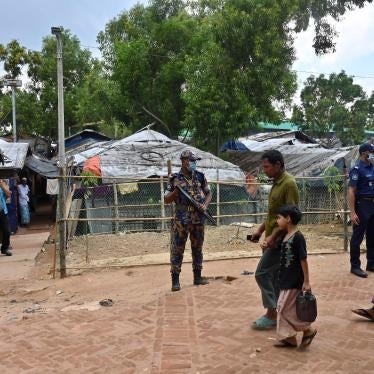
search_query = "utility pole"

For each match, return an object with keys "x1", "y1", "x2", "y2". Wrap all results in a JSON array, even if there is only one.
[
  {"x1": 2, "y1": 78, "x2": 22, "y2": 142},
  {"x1": 51, "y1": 26, "x2": 66, "y2": 278}
]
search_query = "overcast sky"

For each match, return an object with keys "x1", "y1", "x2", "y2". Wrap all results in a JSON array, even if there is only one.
[{"x1": 1, "y1": 0, "x2": 374, "y2": 98}]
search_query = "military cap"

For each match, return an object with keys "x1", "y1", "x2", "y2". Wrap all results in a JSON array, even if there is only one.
[{"x1": 180, "y1": 150, "x2": 201, "y2": 161}]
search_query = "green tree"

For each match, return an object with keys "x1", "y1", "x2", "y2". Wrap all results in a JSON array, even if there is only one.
[
  {"x1": 183, "y1": 0, "x2": 297, "y2": 151},
  {"x1": 368, "y1": 92, "x2": 374, "y2": 129},
  {"x1": 0, "y1": 40, "x2": 29, "y2": 78},
  {"x1": 97, "y1": 0, "x2": 374, "y2": 152},
  {"x1": 74, "y1": 61, "x2": 130, "y2": 138},
  {"x1": 290, "y1": 0, "x2": 373, "y2": 54},
  {"x1": 292, "y1": 71, "x2": 370, "y2": 145},
  {"x1": 105, "y1": 2, "x2": 198, "y2": 136},
  {"x1": 99, "y1": 0, "x2": 298, "y2": 150},
  {"x1": 27, "y1": 29, "x2": 93, "y2": 139},
  {"x1": 0, "y1": 91, "x2": 43, "y2": 136}
]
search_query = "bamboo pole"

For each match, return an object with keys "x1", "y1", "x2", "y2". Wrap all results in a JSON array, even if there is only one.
[
  {"x1": 160, "y1": 176, "x2": 165, "y2": 230},
  {"x1": 52, "y1": 224, "x2": 57, "y2": 279},
  {"x1": 216, "y1": 170, "x2": 220, "y2": 226},
  {"x1": 59, "y1": 209, "x2": 349, "y2": 223}
]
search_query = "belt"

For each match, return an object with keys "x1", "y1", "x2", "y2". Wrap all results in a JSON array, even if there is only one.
[
  {"x1": 175, "y1": 204, "x2": 195, "y2": 212},
  {"x1": 358, "y1": 196, "x2": 374, "y2": 201}
]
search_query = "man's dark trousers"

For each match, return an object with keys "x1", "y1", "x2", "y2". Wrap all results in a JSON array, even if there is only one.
[
  {"x1": 0, "y1": 210, "x2": 11, "y2": 251},
  {"x1": 350, "y1": 199, "x2": 374, "y2": 269},
  {"x1": 255, "y1": 248, "x2": 280, "y2": 309}
]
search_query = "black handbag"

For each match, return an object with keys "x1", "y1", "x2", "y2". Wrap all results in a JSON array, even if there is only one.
[{"x1": 296, "y1": 291, "x2": 317, "y2": 322}]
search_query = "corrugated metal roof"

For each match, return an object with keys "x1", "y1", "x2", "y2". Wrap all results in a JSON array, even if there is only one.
[
  {"x1": 0, "y1": 140, "x2": 29, "y2": 169},
  {"x1": 99, "y1": 129, "x2": 245, "y2": 182},
  {"x1": 65, "y1": 129, "x2": 111, "y2": 150},
  {"x1": 259, "y1": 122, "x2": 299, "y2": 131}
]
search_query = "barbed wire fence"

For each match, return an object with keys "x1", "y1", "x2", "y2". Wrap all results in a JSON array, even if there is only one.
[{"x1": 53, "y1": 173, "x2": 350, "y2": 277}]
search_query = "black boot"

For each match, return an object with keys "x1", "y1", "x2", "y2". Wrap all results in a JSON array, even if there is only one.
[
  {"x1": 171, "y1": 273, "x2": 180, "y2": 292},
  {"x1": 193, "y1": 270, "x2": 209, "y2": 286}
]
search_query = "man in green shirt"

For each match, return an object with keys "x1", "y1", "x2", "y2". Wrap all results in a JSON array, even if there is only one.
[{"x1": 249, "y1": 150, "x2": 299, "y2": 329}]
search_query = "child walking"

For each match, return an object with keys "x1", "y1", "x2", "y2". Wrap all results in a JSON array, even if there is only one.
[{"x1": 275, "y1": 204, "x2": 317, "y2": 348}]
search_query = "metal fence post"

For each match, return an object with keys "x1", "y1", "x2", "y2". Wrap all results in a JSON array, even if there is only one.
[
  {"x1": 160, "y1": 177, "x2": 166, "y2": 230},
  {"x1": 216, "y1": 169, "x2": 220, "y2": 226},
  {"x1": 343, "y1": 159, "x2": 349, "y2": 252},
  {"x1": 113, "y1": 183, "x2": 119, "y2": 233}
]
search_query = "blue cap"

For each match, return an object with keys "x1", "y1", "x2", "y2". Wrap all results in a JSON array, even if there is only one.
[
  {"x1": 359, "y1": 143, "x2": 374, "y2": 154},
  {"x1": 180, "y1": 150, "x2": 201, "y2": 161}
]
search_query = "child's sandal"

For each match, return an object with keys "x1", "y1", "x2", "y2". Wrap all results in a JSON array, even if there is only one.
[{"x1": 299, "y1": 330, "x2": 317, "y2": 349}]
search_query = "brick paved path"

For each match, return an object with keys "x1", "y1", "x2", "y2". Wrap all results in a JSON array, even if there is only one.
[{"x1": 0, "y1": 253, "x2": 373, "y2": 373}]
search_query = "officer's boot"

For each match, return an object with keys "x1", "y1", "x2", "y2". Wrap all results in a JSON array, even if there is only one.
[
  {"x1": 171, "y1": 273, "x2": 181, "y2": 292},
  {"x1": 193, "y1": 269, "x2": 209, "y2": 286}
]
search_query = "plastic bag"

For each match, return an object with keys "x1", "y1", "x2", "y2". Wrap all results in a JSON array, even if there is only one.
[{"x1": 296, "y1": 291, "x2": 317, "y2": 322}]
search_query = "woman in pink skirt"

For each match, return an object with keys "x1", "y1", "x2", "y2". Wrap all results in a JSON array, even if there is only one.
[{"x1": 275, "y1": 205, "x2": 317, "y2": 349}]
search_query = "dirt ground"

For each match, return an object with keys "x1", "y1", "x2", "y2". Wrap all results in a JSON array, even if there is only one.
[
  {"x1": 1, "y1": 222, "x2": 373, "y2": 373},
  {"x1": 0, "y1": 251, "x2": 373, "y2": 373},
  {"x1": 65, "y1": 223, "x2": 350, "y2": 271}
]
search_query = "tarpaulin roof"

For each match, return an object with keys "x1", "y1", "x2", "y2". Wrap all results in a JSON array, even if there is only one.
[
  {"x1": 24, "y1": 154, "x2": 59, "y2": 178},
  {"x1": 98, "y1": 129, "x2": 245, "y2": 182},
  {"x1": 0, "y1": 140, "x2": 30, "y2": 170},
  {"x1": 65, "y1": 129, "x2": 111, "y2": 150},
  {"x1": 66, "y1": 140, "x2": 114, "y2": 165},
  {"x1": 221, "y1": 131, "x2": 357, "y2": 177}
]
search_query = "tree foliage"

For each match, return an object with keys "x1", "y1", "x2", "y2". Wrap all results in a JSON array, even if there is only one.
[
  {"x1": 1, "y1": 0, "x2": 374, "y2": 147},
  {"x1": 26, "y1": 29, "x2": 93, "y2": 138},
  {"x1": 183, "y1": 0, "x2": 297, "y2": 150},
  {"x1": 0, "y1": 40, "x2": 29, "y2": 78},
  {"x1": 290, "y1": 0, "x2": 373, "y2": 54},
  {"x1": 0, "y1": 30, "x2": 119, "y2": 139},
  {"x1": 292, "y1": 71, "x2": 371, "y2": 145},
  {"x1": 98, "y1": 0, "x2": 299, "y2": 150}
]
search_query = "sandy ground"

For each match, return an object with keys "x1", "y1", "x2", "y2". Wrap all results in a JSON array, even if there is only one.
[
  {"x1": 65, "y1": 223, "x2": 350, "y2": 271},
  {"x1": 0, "y1": 221, "x2": 350, "y2": 322},
  {"x1": 0, "y1": 252, "x2": 373, "y2": 373},
  {"x1": 1, "y1": 220, "x2": 373, "y2": 373}
]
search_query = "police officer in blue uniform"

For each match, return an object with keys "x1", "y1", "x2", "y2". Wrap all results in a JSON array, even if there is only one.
[
  {"x1": 348, "y1": 143, "x2": 374, "y2": 278},
  {"x1": 164, "y1": 150, "x2": 212, "y2": 291}
]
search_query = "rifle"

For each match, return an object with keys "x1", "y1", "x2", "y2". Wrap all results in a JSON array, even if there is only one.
[
  {"x1": 175, "y1": 185, "x2": 217, "y2": 226},
  {"x1": 167, "y1": 160, "x2": 175, "y2": 252}
]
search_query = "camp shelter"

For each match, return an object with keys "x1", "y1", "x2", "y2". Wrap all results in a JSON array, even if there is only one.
[
  {"x1": 221, "y1": 131, "x2": 361, "y2": 224},
  {"x1": 221, "y1": 131, "x2": 357, "y2": 177},
  {"x1": 0, "y1": 140, "x2": 31, "y2": 232},
  {"x1": 71, "y1": 129, "x2": 248, "y2": 235},
  {"x1": 98, "y1": 128, "x2": 244, "y2": 181}
]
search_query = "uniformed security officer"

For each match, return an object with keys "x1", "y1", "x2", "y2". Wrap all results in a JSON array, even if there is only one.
[
  {"x1": 348, "y1": 143, "x2": 374, "y2": 278},
  {"x1": 164, "y1": 150, "x2": 212, "y2": 291}
]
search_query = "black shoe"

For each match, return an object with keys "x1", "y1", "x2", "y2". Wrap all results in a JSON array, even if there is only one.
[
  {"x1": 366, "y1": 265, "x2": 374, "y2": 272},
  {"x1": 1, "y1": 249, "x2": 12, "y2": 256},
  {"x1": 171, "y1": 273, "x2": 180, "y2": 292},
  {"x1": 351, "y1": 268, "x2": 368, "y2": 278}
]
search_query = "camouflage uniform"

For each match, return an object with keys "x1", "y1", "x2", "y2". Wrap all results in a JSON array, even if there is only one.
[{"x1": 165, "y1": 169, "x2": 210, "y2": 274}]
